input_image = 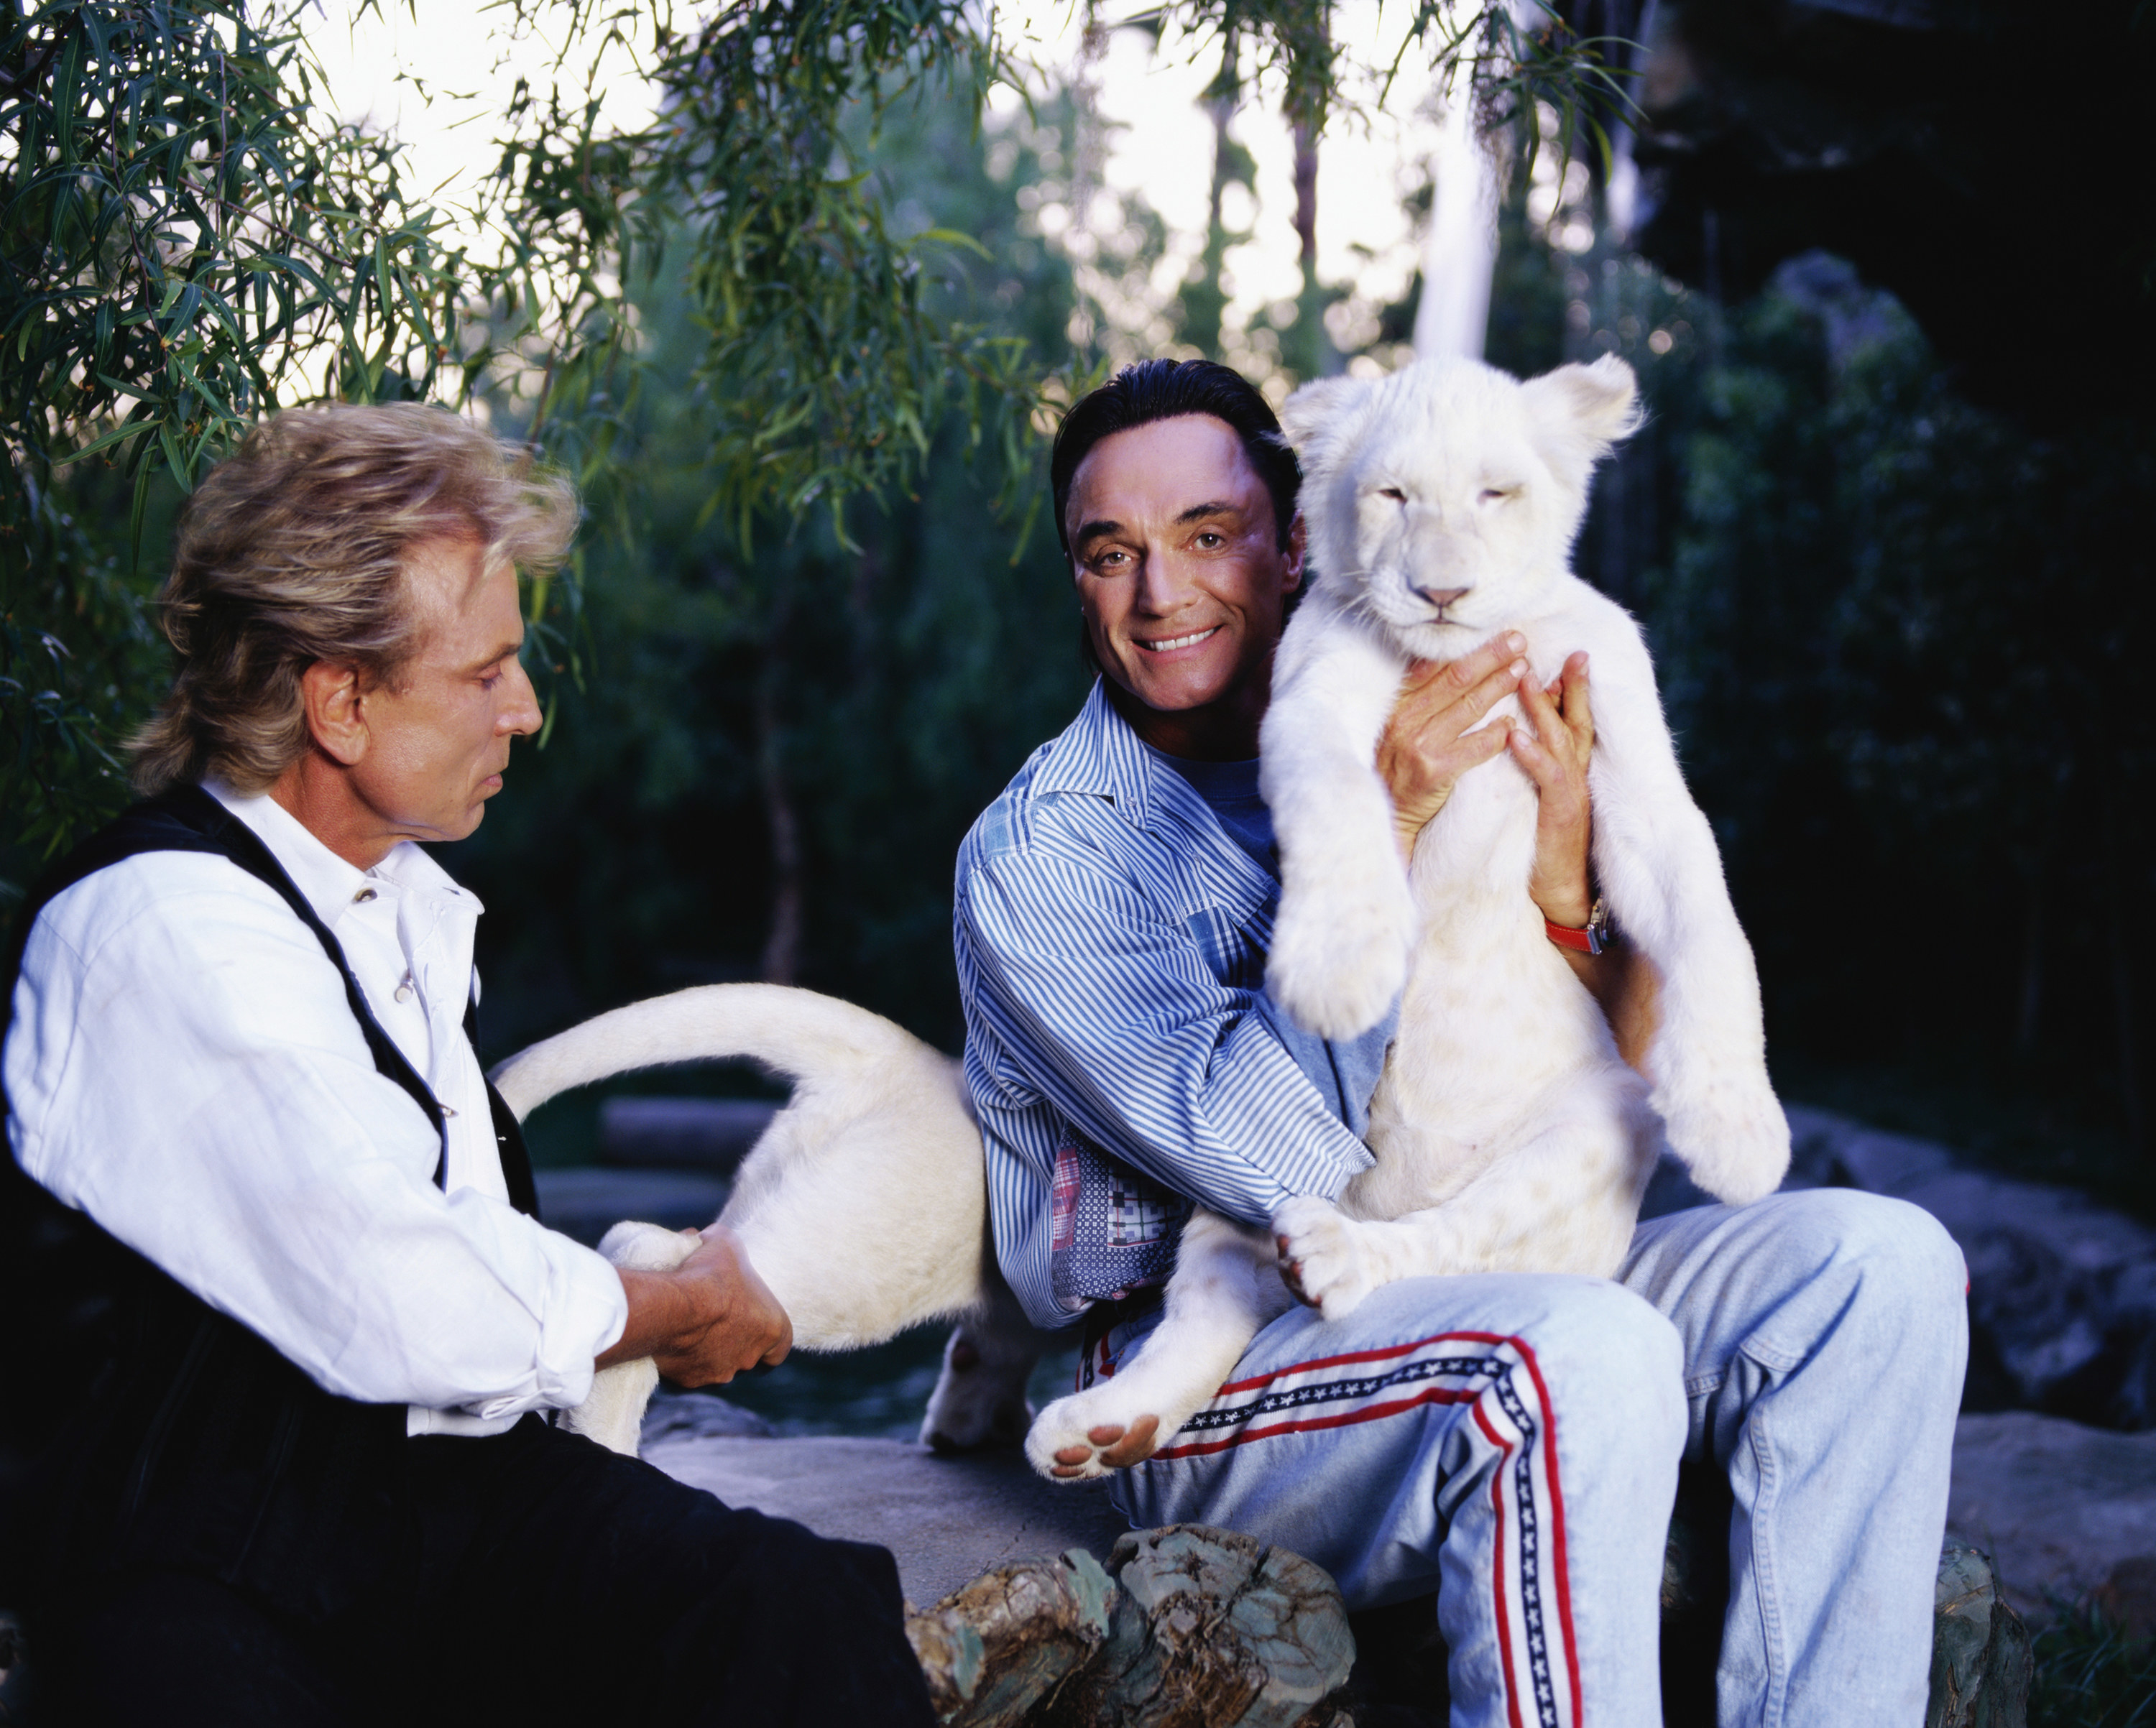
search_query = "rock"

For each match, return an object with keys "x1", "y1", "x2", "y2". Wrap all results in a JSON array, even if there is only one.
[
  {"x1": 528, "y1": 1165, "x2": 729, "y2": 1247},
  {"x1": 1927, "y1": 1546, "x2": 2032, "y2": 1728},
  {"x1": 908, "y1": 1549, "x2": 1119, "y2": 1728},
  {"x1": 1782, "y1": 1105, "x2": 2156, "y2": 1429},
  {"x1": 1041, "y1": 1526, "x2": 1353, "y2": 1728},
  {"x1": 599, "y1": 1097, "x2": 778, "y2": 1172},
  {"x1": 903, "y1": 1528, "x2": 1351, "y2": 1728},
  {"x1": 640, "y1": 1387, "x2": 775, "y2": 1443},
  {"x1": 2090, "y1": 1554, "x2": 2156, "y2": 1640},
  {"x1": 645, "y1": 1434, "x2": 1130, "y2": 1606},
  {"x1": 0, "y1": 1608, "x2": 23, "y2": 1724},
  {"x1": 1948, "y1": 1410, "x2": 2156, "y2": 1623},
  {"x1": 1782, "y1": 1107, "x2": 1958, "y2": 1197}
]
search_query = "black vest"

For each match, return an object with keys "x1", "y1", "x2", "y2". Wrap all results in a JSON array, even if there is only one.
[{"x1": 0, "y1": 785, "x2": 539, "y2": 1619}]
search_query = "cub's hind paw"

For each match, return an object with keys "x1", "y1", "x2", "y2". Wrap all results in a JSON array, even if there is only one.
[
  {"x1": 596, "y1": 1219, "x2": 703, "y2": 1274},
  {"x1": 921, "y1": 1331, "x2": 1034, "y2": 1452},
  {"x1": 1025, "y1": 1391, "x2": 1164, "y2": 1483},
  {"x1": 1273, "y1": 1195, "x2": 1380, "y2": 1321}
]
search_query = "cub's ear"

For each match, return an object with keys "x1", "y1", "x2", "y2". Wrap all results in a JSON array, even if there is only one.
[
  {"x1": 1274, "y1": 374, "x2": 1371, "y2": 475},
  {"x1": 1519, "y1": 355, "x2": 1643, "y2": 490}
]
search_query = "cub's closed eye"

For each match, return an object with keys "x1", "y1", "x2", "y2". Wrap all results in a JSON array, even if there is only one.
[
  {"x1": 1479, "y1": 486, "x2": 1519, "y2": 504},
  {"x1": 1378, "y1": 486, "x2": 1408, "y2": 503}
]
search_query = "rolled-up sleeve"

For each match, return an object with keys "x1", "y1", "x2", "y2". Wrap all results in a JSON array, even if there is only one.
[
  {"x1": 958, "y1": 846, "x2": 1373, "y2": 1228},
  {"x1": 6, "y1": 862, "x2": 627, "y2": 1415}
]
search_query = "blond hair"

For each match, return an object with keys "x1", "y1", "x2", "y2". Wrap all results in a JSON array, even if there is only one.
[{"x1": 130, "y1": 402, "x2": 578, "y2": 796}]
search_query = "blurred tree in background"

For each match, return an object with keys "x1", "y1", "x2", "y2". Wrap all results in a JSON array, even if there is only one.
[
  {"x1": 0, "y1": 0, "x2": 1622, "y2": 1041},
  {"x1": 446, "y1": 90, "x2": 1102, "y2": 1061},
  {"x1": 14, "y1": 0, "x2": 2150, "y2": 1212}
]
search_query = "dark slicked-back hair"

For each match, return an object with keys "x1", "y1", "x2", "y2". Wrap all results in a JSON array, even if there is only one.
[{"x1": 1049, "y1": 359, "x2": 1301, "y2": 558}]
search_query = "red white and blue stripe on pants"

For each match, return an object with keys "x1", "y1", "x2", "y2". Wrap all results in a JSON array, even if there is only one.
[{"x1": 1087, "y1": 1326, "x2": 1583, "y2": 1728}]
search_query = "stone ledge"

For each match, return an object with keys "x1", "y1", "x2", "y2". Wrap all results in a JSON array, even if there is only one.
[
  {"x1": 645, "y1": 1432, "x2": 1132, "y2": 1607},
  {"x1": 1948, "y1": 1409, "x2": 2156, "y2": 1629},
  {"x1": 647, "y1": 1431, "x2": 2035, "y2": 1727}
]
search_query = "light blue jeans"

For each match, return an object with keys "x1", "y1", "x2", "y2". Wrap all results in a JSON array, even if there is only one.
[{"x1": 1098, "y1": 1191, "x2": 1968, "y2": 1728}]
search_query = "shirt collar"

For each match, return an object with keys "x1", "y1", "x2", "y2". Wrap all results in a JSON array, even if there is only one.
[
  {"x1": 1028, "y1": 679, "x2": 1161, "y2": 831},
  {"x1": 204, "y1": 782, "x2": 482, "y2": 928}
]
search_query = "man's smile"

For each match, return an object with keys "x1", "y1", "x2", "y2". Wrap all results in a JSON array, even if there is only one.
[{"x1": 1135, "y1": 625, "x2": 1223, "y2": 653}]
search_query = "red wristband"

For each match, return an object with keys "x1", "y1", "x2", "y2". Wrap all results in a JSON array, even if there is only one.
[{"x1": 1545, "y1": 897, "x2": 1611, "y2": 956}]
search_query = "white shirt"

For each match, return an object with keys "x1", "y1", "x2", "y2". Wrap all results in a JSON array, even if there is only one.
[{"x1": 4, "y1": 784, "x2": 628, "y2": 1437}]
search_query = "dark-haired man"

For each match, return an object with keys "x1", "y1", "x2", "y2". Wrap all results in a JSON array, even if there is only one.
[
  {"x1": 3, "y1": 403, "x2": 934, "y2": 1727},
  {"x1": 954, "y1": 359, "x2": 1967, "y2": 1725}
]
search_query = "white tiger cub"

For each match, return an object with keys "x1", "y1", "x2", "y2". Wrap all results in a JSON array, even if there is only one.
[{"x1": 1023, "y1": 353, "x2": 1790, "y2": 1477}]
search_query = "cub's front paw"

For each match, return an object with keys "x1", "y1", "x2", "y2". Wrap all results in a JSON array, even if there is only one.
[
  {"x1": 1662, "y1": 1081, "x2": 1791, "y2": 1206},
  {"x1": 1025, "y1": 1388, "x2": 1165, "y2": 1484},
  {"x1": 1268, "y1": 874, "x2": 1415, "y2": 1040},
  {"x1": 1273, "y1": 1195, "x2": 1381, "y2": 1321}
]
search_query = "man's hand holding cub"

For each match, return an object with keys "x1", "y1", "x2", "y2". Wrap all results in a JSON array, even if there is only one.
[
  {"x1": 1509, "y1": 649, "x2": 1596, "y2": 928},
  {"x1": 1377, "y1": 630, "x2": 1529, "y2": 864},
  {"x1": 599, "y1": 1224, "x2": 793, "y2": 1386},
  {"x1": 1377, "y1": 632, "x2": 1598, "y2": 924}
]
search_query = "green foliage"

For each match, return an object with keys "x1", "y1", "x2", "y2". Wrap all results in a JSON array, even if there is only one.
[
  {"x1": 0, "y1": 0, "x2": 1651, "y2": 951},
  {"x1": 2029, "y1": 1607, "x2": 2156, "y2": 1727},
  {"x1": 0, "y1": 0, "x2": 482, "y2": 871},
  {"x1": 1383, "y1": 2, "x2": 1637, "y2": 176},
  {"x1": 491, "y1": 0, "x2": 1054, "y2": 544},
  {"x1": 447, "y1": 88, "x2": 1093, "y2": 1059}
]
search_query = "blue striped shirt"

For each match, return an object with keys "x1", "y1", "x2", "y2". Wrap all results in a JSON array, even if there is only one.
[{"x1": 954, "y1": 680, "x2": 1392, "y2": 1331}]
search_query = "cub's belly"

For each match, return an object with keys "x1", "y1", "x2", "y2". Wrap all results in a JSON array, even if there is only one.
[{"x1": 1353, "y1": 895, "x2": 1640, "y2": 1215}]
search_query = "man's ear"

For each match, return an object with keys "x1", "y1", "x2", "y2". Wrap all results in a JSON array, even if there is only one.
[
  {"x1": 1274, "y1": 374, "x2": 1371, "y2": 476},
  {"x1": 1282, "y1": 510, "x2": 1308, "y2": 593},
  {"x1": 1518, "y1": 355, "x2": 1642, "y2": 491},
  {"x1": 299, "y1": 659, "x2": 370, "y2": 767}
]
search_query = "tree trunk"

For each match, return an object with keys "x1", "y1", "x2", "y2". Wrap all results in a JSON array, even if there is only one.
[
  {"x1": 756, "y1": 640, "x2": 803, "y2": 987},
  {"x1": 2113, "y1": 937, "x2": 2143, "y2": 1153},
  {"x1": 1183, "y1": 37, "x2": 1240, "y2": 361},
  {"x1": 1292, "y1": 118, "x2": 1318, "y2": 280},
  {"x1": 1290, "y1": 117, "x2": 1339, "y2": 378},
  {"x1": 2014, "y1": 873, "x2": 2043, "y2": 1059}
]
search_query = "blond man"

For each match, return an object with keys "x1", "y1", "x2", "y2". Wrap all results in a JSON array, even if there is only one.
[{"x1": 0, "y1": 405, "x2": 934, "y2": 1727}]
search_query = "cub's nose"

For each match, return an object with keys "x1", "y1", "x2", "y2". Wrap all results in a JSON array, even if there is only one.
[{"x1": 1414, "y1": 585, "x2": 1470, "y2": 610}]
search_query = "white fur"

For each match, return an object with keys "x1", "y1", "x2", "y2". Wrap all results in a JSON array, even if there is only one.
[
  {"x1": 492, "y1": 984, "x2": 1045, "y2": 1456},
  {"x1": 1027, "y1": 354, "x2": 1788, "y2": 1476},
  {"x1": 1261, "y1": 353, "x2": 1787, "y2": 1306}
]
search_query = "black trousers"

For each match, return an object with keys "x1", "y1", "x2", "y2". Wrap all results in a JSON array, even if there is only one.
[{"x1": 34, "y1": 1416, "x2": 936, "y2": 1728}]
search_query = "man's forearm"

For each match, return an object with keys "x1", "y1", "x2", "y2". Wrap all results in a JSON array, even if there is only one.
[
  {"x1": 1560, "y1": 941, "x2": 1661, "y2": 1074},
  {"x1": 596, "y1": 1226, "x2": 793, "y2": 1386}
]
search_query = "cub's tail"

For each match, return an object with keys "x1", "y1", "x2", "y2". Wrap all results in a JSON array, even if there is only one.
[
  {"x1": 490, "y1": 983, "x2": 992, "y2": 1354},
  {"x1": 489, "y1": 982, "x2": 933, "y2": 1121}
]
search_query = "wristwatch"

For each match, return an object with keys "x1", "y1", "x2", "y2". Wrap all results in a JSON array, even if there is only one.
[{"x1": 1545, "y1": 897, "x2": 1614, "y2": 956}]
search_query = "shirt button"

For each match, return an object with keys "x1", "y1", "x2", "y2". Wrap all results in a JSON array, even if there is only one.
[
  {"x1": 354, "y1": 887, "x2": 377, "y2": 904},
  {"x1": 395, "y1": 971, "x2": 415, "y2": 1003}
]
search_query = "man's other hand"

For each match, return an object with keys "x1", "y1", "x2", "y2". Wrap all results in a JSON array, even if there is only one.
[
  {"x1": 1509, "y1": 650, "x2": 1595, "y2": 928},
  {"x1": 597, "y1": 1224, "x2": 793, "y2": 1387},
  {"x1": 1378, "y1": 631, "x2": 1528, "y2": 863}
]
